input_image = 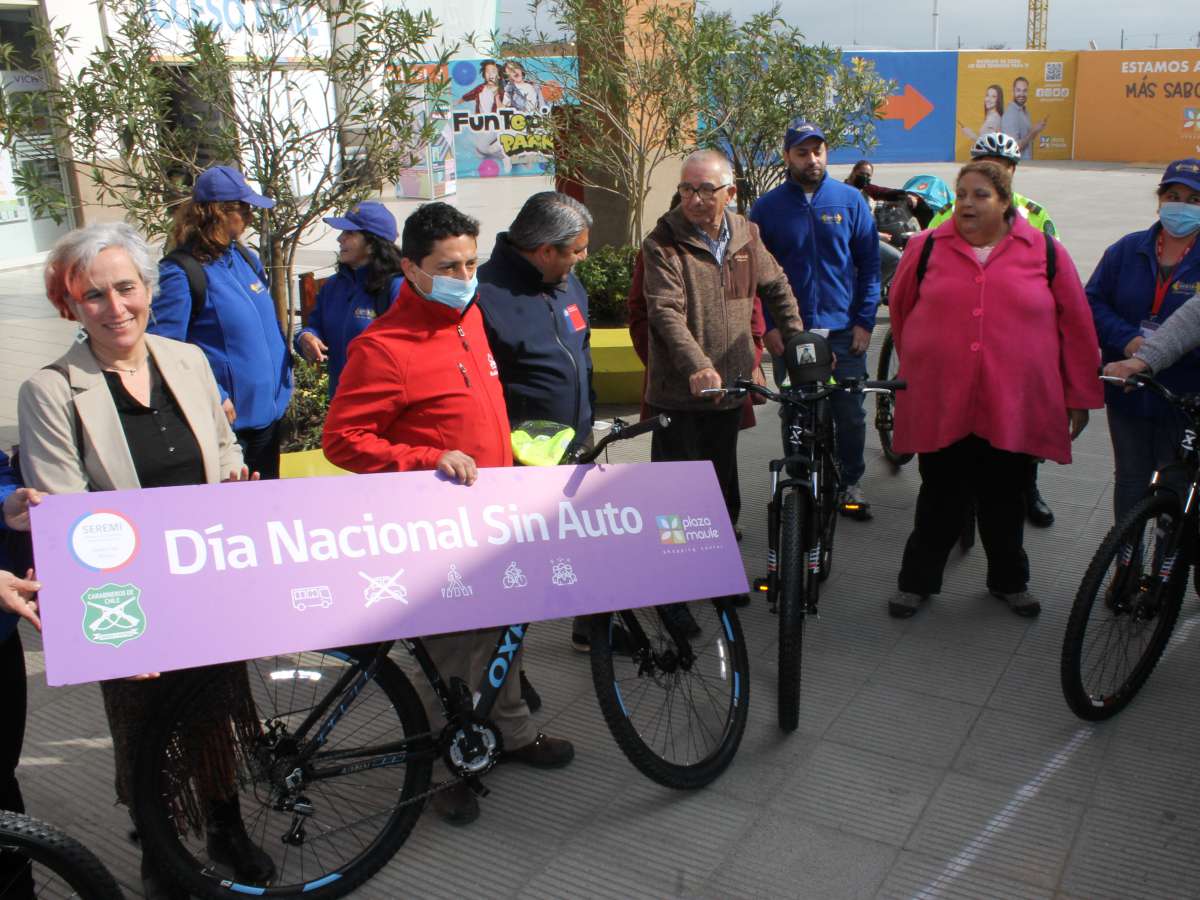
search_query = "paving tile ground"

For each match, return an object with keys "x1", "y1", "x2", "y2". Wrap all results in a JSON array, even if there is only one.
[{"x1": 7, "y1": 162, "x2": 1200, "y2": 898}]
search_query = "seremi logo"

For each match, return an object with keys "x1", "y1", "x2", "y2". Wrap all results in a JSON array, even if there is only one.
[
  {"x1": 1185, "y1": 108, "x2": 1198, "y2": 131},
  {"x1": 657, "y1": 515, "x2": 686, "y2": 544}
]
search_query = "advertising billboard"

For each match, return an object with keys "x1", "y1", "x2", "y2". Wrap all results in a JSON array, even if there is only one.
[
  {"x1": 831, "y1": 51, "x2": 958, "y2": 164},
  {"x1": 953, "y1": 51, "x2": 1078, "y2": 161},
  {"x1": 1074, "y1": 51, "x2": 1200, "y2": 163}
]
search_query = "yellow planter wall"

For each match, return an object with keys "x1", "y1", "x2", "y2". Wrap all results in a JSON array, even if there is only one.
[{"x1": 591, "y1": 326, "x2": 644, "y2": 405}]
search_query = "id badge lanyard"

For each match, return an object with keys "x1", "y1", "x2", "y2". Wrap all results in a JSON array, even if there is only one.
[{"x1": 1151, "y1": 231, "x2": 1197, "y2": 317}]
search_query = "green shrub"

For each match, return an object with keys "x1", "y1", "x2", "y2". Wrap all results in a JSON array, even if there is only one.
[
  {"x1": 575, "y1": 244, "x2": 638, "y2": 326},
  {"x1": 281, "y1": 355, "x2": 330, "y2": 453}
]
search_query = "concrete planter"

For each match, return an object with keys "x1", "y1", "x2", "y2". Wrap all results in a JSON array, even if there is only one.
[{"x1": 591, "y1": 326, "x2": 644, "y2": 405}]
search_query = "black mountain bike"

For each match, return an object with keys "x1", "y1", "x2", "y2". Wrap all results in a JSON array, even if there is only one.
[
  {"x1": 873, "y1": 329, "x2": 914, "y2": 467},
  {"x1": 1061, "y1": 373, "x2": 1199, "y2": 721},
  {"x1": 132, "y1": 417, "x2": 750, "y2": 899},
  {"x1": 709, "y1": 373, "x2": 903, "y2": 732},
  {"x1": 0, "y1": 811, "x2": 124, "y2": 899}
]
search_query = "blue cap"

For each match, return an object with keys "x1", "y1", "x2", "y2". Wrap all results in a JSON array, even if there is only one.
[
  {"x1": 1161, "y1": 159, "x2": 1200, "y2": 193},
  {"x1": 784, "y1": 119, "x2": 826, "y2": 151},
  {"x1": 193, "y1": 165, "x2": 274, "y2": 208},
  {"x1": 322, "y1": 201, "x2": 398, "y2": 243}
]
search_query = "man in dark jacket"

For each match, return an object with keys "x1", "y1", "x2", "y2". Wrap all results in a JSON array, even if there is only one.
[
  {"x1": 643, "y1": 149, "x2": 805, "y2": 605},
  {"x1": 478, "y1": 191, "x2": 594, "y2": 445}
]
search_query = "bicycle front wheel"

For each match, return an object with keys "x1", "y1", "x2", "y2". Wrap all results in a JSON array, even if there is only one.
[
  {"x1": 778, "y1": 490, "x2": 806, "y2": 731},
  {"x1": 590, "y1": 600, "x2": 749, "y2": 789},
  {"x1": 1061, "y1": 492, "x2": 1189, "y2": 721},
  {"x1": 134, "y1": 649, "x2": 432, "y2": 899},
  {"x1": 0, "y1": 811, "x2": 123, "y2": 900},
  {"x1": 875, "y1": 330, "x2": 914, "y2": 467}
]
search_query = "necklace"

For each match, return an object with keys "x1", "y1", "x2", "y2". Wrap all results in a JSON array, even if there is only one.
[{"x1": 94, "y1": 351, "x2": 149, "y2": 376}]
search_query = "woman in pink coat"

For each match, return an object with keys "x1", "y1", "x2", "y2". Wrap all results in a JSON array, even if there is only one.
[{"x1": 887, "y1": 160, "x2": 1103, "y2": 620}]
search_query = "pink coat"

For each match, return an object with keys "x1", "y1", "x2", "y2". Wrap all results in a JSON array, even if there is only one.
[{"x1": 889, "y1": 216, "x2": 1103, "y2": 464}]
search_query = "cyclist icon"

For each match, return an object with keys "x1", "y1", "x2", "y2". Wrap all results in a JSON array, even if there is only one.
[{"x1": 502, "y1": 562, "x2": 528, "y2": 589}]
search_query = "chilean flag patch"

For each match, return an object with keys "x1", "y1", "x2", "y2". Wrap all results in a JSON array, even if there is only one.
[{"x1": 564, "y1": 303, "x2": 587, "y2": 332}]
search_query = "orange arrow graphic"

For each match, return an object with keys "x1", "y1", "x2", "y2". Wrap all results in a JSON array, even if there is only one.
[{"x1": 881, "y1": 84, "x2": 934, "y2": 130}]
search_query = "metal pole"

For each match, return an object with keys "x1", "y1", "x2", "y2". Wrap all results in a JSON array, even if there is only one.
[
  {"x1": 1120, "y1": 28, "x2": 1124, "y2": 49},
  {"x1": 932, "y1": 0, "x2": 940, "y2": 50}
]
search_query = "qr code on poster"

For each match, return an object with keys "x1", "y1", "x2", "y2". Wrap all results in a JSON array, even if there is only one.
[{"x1": 1044, "y1": 61, "x2": 1064, "y2": 83}]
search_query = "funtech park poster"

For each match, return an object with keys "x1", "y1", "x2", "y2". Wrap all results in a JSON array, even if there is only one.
[{"x1": 447, "y1": 56, "x2": 571, "y2": 178}]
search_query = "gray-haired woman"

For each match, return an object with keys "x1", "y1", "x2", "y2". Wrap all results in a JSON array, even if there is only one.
[{"x1": 16, "y1": 222, "x2": 271, "y2": 898}]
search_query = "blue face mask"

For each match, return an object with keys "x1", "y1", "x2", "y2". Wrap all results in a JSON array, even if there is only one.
[
  {"x1": 419, "y1": 269, "x2": 477, "y2": 311},
  {"x1": 1160, "y1": 201, "x2": 1200, "y2": 238}
]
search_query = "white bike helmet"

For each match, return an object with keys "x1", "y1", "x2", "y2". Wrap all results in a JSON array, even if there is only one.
[{"x1": 971, "y1": 132, "x2": 1021, "y2": 162}]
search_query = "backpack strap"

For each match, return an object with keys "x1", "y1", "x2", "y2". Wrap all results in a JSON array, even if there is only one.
[
  {"x1": 163, "y1": 248, "x2": 207, "y2": 327},
  {"x1": 914, "y1": 232, "x2": 937, "y2": 296},
  {"x1": 232, "y1": 241, "x2": 264, "y2": 281},
  {"x1": 1044, "y1": 230, "x2": 1057, "y2": 285}
]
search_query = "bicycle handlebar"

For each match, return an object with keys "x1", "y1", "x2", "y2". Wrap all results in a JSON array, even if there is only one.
[
  {"x1": 573, "y1": 413, "x2": 670, "y2": 464},
  {"x1": 708, "y1": 377, "x2": 907, "y2": 407}
]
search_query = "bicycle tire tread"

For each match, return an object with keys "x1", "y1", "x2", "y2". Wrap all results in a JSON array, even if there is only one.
[
  {"x1": 778, "y1": 491, "x2": 804, "y2": 732},
  {"x1": 0, "y1": 811, "x2": 125, "y2": 900}
]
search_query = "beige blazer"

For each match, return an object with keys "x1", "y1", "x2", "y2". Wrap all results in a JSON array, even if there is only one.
[{"x1": 17, "y1": 333, "x2": 244, "y2": 493}]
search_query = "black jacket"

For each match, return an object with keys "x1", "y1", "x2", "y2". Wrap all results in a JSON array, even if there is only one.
[{"x1": 477, "y1": 233, "x2": 594, "y2": 440}]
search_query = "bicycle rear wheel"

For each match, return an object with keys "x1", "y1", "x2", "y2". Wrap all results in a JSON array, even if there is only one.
[
  {"x1": 1061, "y1": 492, "x2": 1189, "y2": 721},
  {"x1": 0, "y1": 811, "x2": 123, "y2": 900},
  {"x1": 590, "y1": 600, "x2": 749, "y2": 789},
  {"x1": 875, "y1": 330, "x2": 914, "y2": 467},
  {"x1": 134, "y1": 649, "x2": 432, "y2": 899},
  {"x1": 778, "y1": 490, "x2": 806, "y2": 731}
]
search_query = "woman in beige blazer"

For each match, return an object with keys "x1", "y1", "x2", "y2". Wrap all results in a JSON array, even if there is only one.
[{"x1": 16, "y1": 222, "x2": 272, "y2": 898}]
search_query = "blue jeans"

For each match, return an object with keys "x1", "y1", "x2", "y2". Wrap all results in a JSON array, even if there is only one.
[
  {"x1": 771, "y1": 327, "x2": 868, "y2": 486},
  {"x1": 1107, "y1": 404, "x2": 1189, "y2": 521}
]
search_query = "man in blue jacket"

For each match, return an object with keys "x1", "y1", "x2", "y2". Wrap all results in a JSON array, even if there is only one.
[
  {"x1": 750, "y1": 120, "x2": 881, "y2": 519},
  {"x1": 477, "y1": 191, "x2": 595, "y2": 653}
]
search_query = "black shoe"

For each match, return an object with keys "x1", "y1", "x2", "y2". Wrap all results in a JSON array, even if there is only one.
[
  {"x1": 504, "y1": 732, "x2": 575, "y2": 768},
  {"x1": 1027, "y1": 488, "x2": 1054, "y2": 527},
  {"x1": 727, "y1": 593, "x2": 751, "y2": 607},
  {"x1": 431, "y1": 780, "x2": 479, "y2": 826},
  {"x1": 734, "y1": 526, "x2": 744, "y2": 542},
  {"x1": 519, "y1": 669, "x2": 542, "y2": 713},
  {"x1": 206, "y1": 799, "x2": 276, "y2": 884}
]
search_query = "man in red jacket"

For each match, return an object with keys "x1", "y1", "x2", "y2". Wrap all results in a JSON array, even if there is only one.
[{"x1": 323, "y1": 202, "x2": 574, "y2": 827}]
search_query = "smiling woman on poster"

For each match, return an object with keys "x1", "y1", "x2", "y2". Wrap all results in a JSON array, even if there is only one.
[{"x1": 959, "y1": 83, "x2": 1004, "y2": 142}]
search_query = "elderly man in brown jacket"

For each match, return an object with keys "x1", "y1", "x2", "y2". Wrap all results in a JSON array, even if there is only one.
[{"x1": 643, "y1": 150, "x2": 804, "y2": 601}]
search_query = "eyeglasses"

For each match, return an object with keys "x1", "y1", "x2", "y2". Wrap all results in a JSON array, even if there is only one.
[{"x1": 677, "y1": 183, "x2": 731, "y2": 201}]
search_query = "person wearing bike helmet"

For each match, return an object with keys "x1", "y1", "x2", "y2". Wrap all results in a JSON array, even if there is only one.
[{"x1": 930, "y1": 131, "x2": 1059, "y2": 528}]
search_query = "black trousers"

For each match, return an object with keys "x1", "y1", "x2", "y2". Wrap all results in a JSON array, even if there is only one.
[
  {"x1": 899, "y1": 435, "x2": 1029, "y2": 596},
  {"x1": 235, "y1": 418, "x2": 283, "y2": 480},
  {"x1": 650, "y1": 406, "x2": 743, "y2": 526},
  {"x1": 0, "y1": 630, "x2": 32, "y2": 897}
]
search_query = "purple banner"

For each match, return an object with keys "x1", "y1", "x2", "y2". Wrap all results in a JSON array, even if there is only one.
[{"x1": 30, "y1": 462, "x2": 746, "y2": 685}]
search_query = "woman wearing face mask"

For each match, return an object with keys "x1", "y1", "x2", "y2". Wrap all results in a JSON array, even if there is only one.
[{"x1": 1088, "y1": 159, "x2": 1200, "y2": 522}]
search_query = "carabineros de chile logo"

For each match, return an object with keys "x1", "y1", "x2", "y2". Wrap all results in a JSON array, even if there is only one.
[{"x1": 80, "y1": 583, "x2": 146, "y2": 647}]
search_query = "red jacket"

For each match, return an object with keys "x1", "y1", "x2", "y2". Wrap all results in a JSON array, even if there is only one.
[
  {"x1": 323, "y1": 279, "x2": 513, "y2": 473},
  {"x1": 890, "y1": 216, "x2": 1103, "y2": 464}
]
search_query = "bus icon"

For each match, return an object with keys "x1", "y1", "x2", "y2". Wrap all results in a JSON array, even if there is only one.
[{"x1": 291, "y1": 586, "x2": 333, "y2": 611}]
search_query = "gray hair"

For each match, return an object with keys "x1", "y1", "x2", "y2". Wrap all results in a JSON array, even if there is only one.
[
  {"x1": 507, "y1": 191, "x2": 594, "y2": 251},
  {"x1": 45, "y1": 222, "x2": 159, "y2": 317},
  {"x1": 681, "y1": 150, "x2": 734, "y2": 185}
]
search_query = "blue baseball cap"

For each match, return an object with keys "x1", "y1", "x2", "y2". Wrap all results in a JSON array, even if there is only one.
[
  {"x1": 193, "y1": 165, "x2": 274, "y2": 208},
  {"x1": 784, "y1": 119, "x2": 826, "y2": 151},
  {"x1": 1161, "y1": 159, "x2": 1200, "y2": 193},
  {"x1": 322, "y1": 201, "x2": 398, "y2": 243}
]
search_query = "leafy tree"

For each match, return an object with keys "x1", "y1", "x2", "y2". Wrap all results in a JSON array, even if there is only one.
[
  {"x1": 1, "y1": 0, "x2": 450, "y2": 329},
  {"x1": 501, "y1": 0, "x2": 715, "y2": 245},
  {"x1": 694, "y1": 7, "x2": 894, "y2": 212}
]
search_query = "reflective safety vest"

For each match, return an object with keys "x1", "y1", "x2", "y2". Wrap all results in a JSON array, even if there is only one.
[{"x1": 929, "y1": 191, "x2": 1058, "y2": 238}]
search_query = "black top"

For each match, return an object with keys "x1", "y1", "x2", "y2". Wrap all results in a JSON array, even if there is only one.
[{"x1": 104, "y1": 359, "x2": 205, "y2": 488}]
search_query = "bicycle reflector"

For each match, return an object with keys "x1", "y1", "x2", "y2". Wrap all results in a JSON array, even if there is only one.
[{"x1": 784, "y1": 332, "x2": 833, "y2": 386}]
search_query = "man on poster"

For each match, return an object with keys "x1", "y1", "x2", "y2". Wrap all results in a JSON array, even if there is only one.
[{"x1": 1000, "y1": 76, "x2": 1047, "y2": 160}]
